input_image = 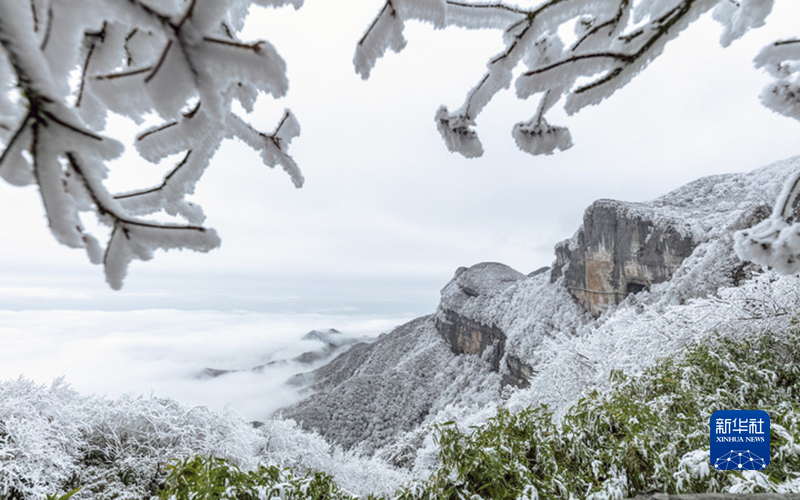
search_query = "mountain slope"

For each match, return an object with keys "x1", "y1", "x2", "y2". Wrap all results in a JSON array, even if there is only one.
[
  {"x1": 4, "y1": 157, "x2": 800, "y2": 499},
  {"x1": 280, "y1": 156, "x2": 800, "y2": 469},
  {"x1": 281, "y1": 316, "x2": 500, "y2": 455}
]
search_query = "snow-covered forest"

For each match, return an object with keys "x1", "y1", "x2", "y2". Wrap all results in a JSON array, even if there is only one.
[{"x1": 1, "y1": 0, "x2": 800, "y2": 499}]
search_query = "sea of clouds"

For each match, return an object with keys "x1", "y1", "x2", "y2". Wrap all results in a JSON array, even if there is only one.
[{"x1": 0, "y1": 308, "x2": 413, "y2": 421}]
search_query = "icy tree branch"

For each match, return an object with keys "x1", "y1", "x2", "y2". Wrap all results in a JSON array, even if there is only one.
[
  {"x1": 0, "y1": 0, "x2": 304, "y2": 288},
  {"x1": 358, "y1": 0, "x2": 800, "y2": 274},
  {"x1": 358, "y1": 0, "x2": 732, "y2": 158}
]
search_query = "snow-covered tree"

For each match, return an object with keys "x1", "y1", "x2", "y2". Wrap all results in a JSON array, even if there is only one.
[
  {"x1": 1, "y1": 0, "x2": 799, "y2": 288},
  {"x1": 356, "y1": 0, "x2": 800, "y2": 273},
  {"x1": 0, "y1": 0, "x2": 302, "y2": 288}
]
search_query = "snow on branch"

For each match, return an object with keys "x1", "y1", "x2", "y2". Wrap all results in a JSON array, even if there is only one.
[
  {"x1": 0, "y1": 0, "x2": 304, "y2": 288},
  {"x1": 359, "y1": 0, "x2": 800, "y2": 275},
  {"x1": 358, "y1": 0, "x2": 736, "y2": 158}
]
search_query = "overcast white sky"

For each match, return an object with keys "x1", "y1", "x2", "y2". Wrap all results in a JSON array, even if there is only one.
[{"x1": 1, "y1": 0, "x2": 799, "y2": 317}]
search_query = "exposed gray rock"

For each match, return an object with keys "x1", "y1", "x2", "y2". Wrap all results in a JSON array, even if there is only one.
[
  {"x1": 438, "y1": 262, "x2": 526, "y2": 318},
  {"x1": 551, "y1": 199, "x2": 697, "y2": 317},
  {"x1": 433, "y1": 262, "x2": 531, "y2": 386},
  {"x1": 503, "y1": 354, "x2": 535, "y2": 388},
  {"x1": 435, "y1": 309, "x2": 506, "y2": 371}
]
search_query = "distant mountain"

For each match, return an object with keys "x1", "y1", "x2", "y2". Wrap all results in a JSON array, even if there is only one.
[
  {"x1": 197, "y1": 328, "x2": 373, "y2": 379},
  {"x1": 280, "y1": 156, "x2": 800, "y2": 467}
]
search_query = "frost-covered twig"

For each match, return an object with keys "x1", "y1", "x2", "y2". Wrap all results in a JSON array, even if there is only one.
[
  {"x1": 357, "y1": 0, "x2": 788, "y2": 158},
  {"x1": 733, "y1": 35, "x2": 800, "y2": 272},
  {"x1": 0, "y1": 0, "x2": 304, "y2": 288},
  {"x1": 357, "y1": 0, "x2": 800, "y2": 275}
]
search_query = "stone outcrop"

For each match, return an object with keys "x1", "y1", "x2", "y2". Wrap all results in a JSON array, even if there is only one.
[
  {"x1": 434, "y1": 262, "x2": 533, "y2": 387},
  {"x1": 551, "y1": 199, "x2": 697, "y2": 317},
  {"x1": 274, "y1": 159, "x2": 800, "y2": 464},
  {"x1": 280, "y1": 316, "x2": 500, "y2": 453},
  {"x1": 504, "y1": 354, "x2": 535, "y2": 388},
  {"x1": 436, "y1": 309, "x2": 506, "y2": 371}
]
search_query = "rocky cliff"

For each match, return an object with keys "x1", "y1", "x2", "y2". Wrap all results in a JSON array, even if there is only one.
[
  {"x1": 280, "y1": 316, "x2": 500, "y2": 454},
  {"x1": 551, "y1": 199, "x2": 697, "y2": 316},
  {"x1": 433, "y1": 263, "x2": 534, "y2": 387},
  {"x1": 279, "y1": 157, "x2": 800, "y2": 463}
]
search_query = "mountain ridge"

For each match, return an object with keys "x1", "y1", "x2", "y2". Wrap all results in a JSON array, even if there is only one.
[{"x1": 280, "y1": 156, "x2": 800, "y2": 470}]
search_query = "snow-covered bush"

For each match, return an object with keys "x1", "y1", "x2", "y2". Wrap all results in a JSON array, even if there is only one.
[
  {"x1": 0, "y1": 376, "x2": 406, "y2": 499},
  {"x1": 158, "y1": 455, "x2": 348, "y2": 500},
  {"x1": 0, "y1": 377, "x2": 268, "y2": 499},
  {"x1": 397, "y1": 321, "x2": 800, "y2": 500},
  {"x1": 0, "y1": 378, "x2": 86, "y2": 499}
]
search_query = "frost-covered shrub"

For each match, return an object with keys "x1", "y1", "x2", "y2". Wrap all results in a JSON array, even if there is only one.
[
  {"x1": 0, "y1": 377, "x2": 267, "y2": 499},
  {"x1": 158, "y1": 455, "x2": 349, "y2": 500},
  {"x1": 0, "y1": 378, "x2": 85, "y2": 499},
  {"x1": 0, "y1": 376, "x2": 408, "y2": 500},
  {"x1": 400, "y1": 322, "x2": 800, "y2": 500}
]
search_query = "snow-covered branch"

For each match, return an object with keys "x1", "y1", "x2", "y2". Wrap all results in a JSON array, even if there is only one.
[
  {"x1": 0, "y1": 0, "x2": 303, "y2": 288},
  {"x1": 356, "y1": 0, "x2": 744, "y2": 157},
  {"x1": 732, "y1": 34, "x2": 800, "y2": 272},
  {"x1": 358, "y1": 0, "x2": 800, "y2": 274}
]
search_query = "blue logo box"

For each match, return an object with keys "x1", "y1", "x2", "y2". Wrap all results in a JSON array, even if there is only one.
[{"x1": 710, "y1": 410, "x2": 770, "y2": 471}]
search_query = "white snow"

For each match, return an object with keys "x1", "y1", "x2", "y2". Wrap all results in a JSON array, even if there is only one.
[{"x1": 0, "y1": 0, "x2": 303, "y2": 289}]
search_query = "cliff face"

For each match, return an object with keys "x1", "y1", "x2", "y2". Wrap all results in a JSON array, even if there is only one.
[
  {"x1": 551, "y1": 200, "x2": 697, "y2": 317},
  {"x1": 434, "y1": 263, "x2": 534, "y2": 387},
  {"x1": 435, "y1": 309, "x2": 506, "y2": 371},
  {"x1": 278, "y1": 158, "x2": 800, "y2": 460}
]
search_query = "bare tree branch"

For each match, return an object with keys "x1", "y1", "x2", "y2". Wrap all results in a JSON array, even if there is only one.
[
  {"x1": 144, "y1": 39, "x2": 173, "y2": 83},
  {"x1": 39, "y1": 3, "x2": 53, "y2": 50},
  {"x1": 202, "y1": 36, "x2": 264, "y2": 53},
  {"x1": 67, "y1": 152, "x2": 206, "y2": 232},
  {"x1": 94, "y1": 66, "x2": 154, "y2": 81},
  {"x1": 0, "y1": 112, "x2": 32, "y2": 168},
  {"x1": 76, "y1": 23, "x2": 107, "y2": 108},
  {"x1": 113, "y1": 150, "x2": 192, "y2": 200}
]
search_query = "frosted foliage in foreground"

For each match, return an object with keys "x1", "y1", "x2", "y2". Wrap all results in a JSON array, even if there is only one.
[
  {"x1": 0, "y1": 0, "x2": 303, "y2": 289},
  {"x1": 732, "y1": 38, "x2": 800, "y2": 272},
  {"x1": 0, "y1": 377, "x2": 408, "y2": 499},
  {"x1": 357, "y1": 0, "x2": 791, "y2": 159},
  {"x1": 357, "y1": 0, "x2": 800, "y2": 274}
]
